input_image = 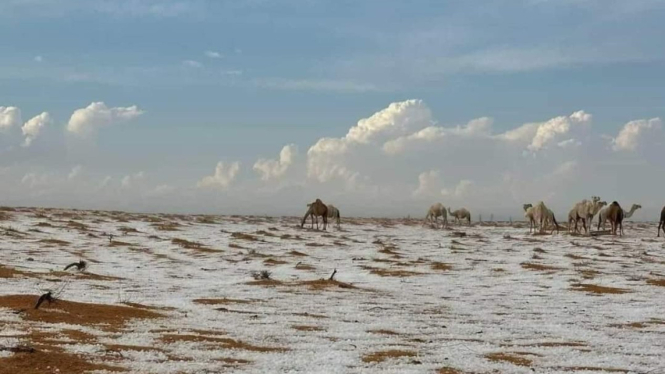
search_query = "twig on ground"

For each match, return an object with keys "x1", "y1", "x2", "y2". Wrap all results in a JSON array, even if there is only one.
[{"x1": 329, "y1": 269, "x2": 337, "y2": 281}]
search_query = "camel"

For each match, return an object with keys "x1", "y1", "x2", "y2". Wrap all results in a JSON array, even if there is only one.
[
  {"x1": 530, "y1": 201, "x2": 559, "y2": 234},
  {"x1": 301, "y1": 199, "x2": 328, "y2": 231},
  {"x1": 606, "y1": 201, "x2": 624, "y2": 236},
  {"x1": 327, "y1": 204, "x2": 341, "y2": 229},
  {"x1": 448, "y1": 207, "x2": 471, "y2": 225},
  {"x1": 523, "y1": 204, "x2": 536, "y2": 233},
  {"x1": 598, "y1": 204, "x2": 641, "y2": 231},
  {"x1": 426, "y1": 203, "x2": 448, "y2": 228},
  {"x1": 658, "y1": 206, "x2": 665, "y2": 237},
  {"x1": 570, "y1": 196, "x2": 606, "y2": 234}
]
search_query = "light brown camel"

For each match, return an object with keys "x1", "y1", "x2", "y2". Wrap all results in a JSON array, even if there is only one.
[
  {"x1": 598, "y1": 204, "x2": 641, "y2": 231},
  {"x1": 658, "y1": 206, "x2": 665, "y2": 237},
  {"x1": 531, "y1": 201, "x2": 559, "y2": 234},
  {"x1": 426, "y1": 203, "x2": 448, "y2": 228},
  {"x1": 327, "y1": 204, "x2": 341, "y2": 229},
  {"x1": 607, "y1": 201, "x2": 624, "y2": 236},
  {"x1": 570, "y1": 196, "x2": 606, "y2": 234},
  {"x1": 301, "y1": 199, "x2": 328, "y2": 230},
  {"x1": 448, "y1": 207, "x2": 471, "y2": 225},
  {"x1": 523, "y1": 204, "x2": 536, "y2": 233}
]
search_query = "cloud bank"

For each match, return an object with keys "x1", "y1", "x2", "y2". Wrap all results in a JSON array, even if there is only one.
[{"x1": 1, "y1": 99, "x2": 664, "y2": 218}]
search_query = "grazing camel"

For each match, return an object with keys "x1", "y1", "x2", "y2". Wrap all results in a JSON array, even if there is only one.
[
  {"x1": 658, "y1": 206, "x2": 665, "y2": 237},
  {"x1": 598, "y1": 204, "x2": 641, "y2": 231},
  {"x1": 523, "y1": 204, "x2": 536, "y2": 233},
  {"x1": 607, "y1": 201, "x2": 624, "y2": 236},
  {"x1": 531, "y1": 201, "x2": 559, "y2": 234},
  {"x1": 301, "y1": 199, "x2": 328, "y2": 230},
  {"x1": 426, "y1": 203, "x2": 448, "y2": 228},
  {"x1": 543, "y1": 208, "x2": 560, "y2": 234},
  {"x1": 448, "y1": 207, "x2": 471, "y2": 225},
  {"x1": 570, "y1": 196, "x2": 606, "y2": 234},
  {"x1": 327, "y1": 204, "x2": 341, "y2": 229}
]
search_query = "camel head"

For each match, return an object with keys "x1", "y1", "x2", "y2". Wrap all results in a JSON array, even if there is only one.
[
  {"x1": 632, "y1": 204, "x2": 642, "y2": 210},
  {"x1": 523, "y1": 204, "x2": 533, "y2": 211},
  {"x1": 592, "y1": 196, "x2": 601, "y2": 203}
]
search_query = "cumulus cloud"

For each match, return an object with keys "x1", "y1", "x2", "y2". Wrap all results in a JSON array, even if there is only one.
[
  {"x1": 197, "y1": 162, "x2": 240, "y2": 189},
  {"x1": 67, "y1": 102, "x2": 143, "y2": 136},
  {"x1": 442, "y1": 179, "x2": 475, "y2": 198},
  {"x1": 21, "y1": 112, "x2": 52, "y2": 147},
  {"x1": 413, "y1": 170, "x2": 443, "y2": 198},
  {"x1": 383, "y1": 117, "x2": 493, "y2": 155},
  {"x1": 496, "y1": 110, "x2": 591, "y2": 152},
  {"x1": 0, "y1": 106, "x2": 21, "y2": 130},
  {"x1": 525, "y1": 110, "x2": 591, "y2": 151},
  {"x1": 68, "y1": 165, "x2": 83, "y2": 180},
  {"x1": 121, "y1": 171, "x2": 145, "y2": 189},
  {"x1": 611, "y1": 118, "x2": 662, "y2": 152},
  {"x1": 205, "y1": 51, "x2": 222, "y2": 59},
  {"x1": 307, "y1": 99, "x2": 432, "y2": 182},
  {"x1": 253, "y1": 144, "x2": 298, "y2": 181},
  {"x1": 183, "y1": 60, "x2": 203, "y2": 68}
]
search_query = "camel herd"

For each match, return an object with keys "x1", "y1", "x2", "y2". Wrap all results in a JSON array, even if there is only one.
[{"x1": 301, "y1": 198, "x2": 665, "y2": 237}]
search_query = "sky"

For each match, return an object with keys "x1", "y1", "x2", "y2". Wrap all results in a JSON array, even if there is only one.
[{"x1": 1, "y1": 0, "x2": 665, "y2": 219}]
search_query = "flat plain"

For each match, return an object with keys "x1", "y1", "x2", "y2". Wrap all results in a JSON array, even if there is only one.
[{"x1": 1, "y1": 206, "x2": 664, "y2": 374}]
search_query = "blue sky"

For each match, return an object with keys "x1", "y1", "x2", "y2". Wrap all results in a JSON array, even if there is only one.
[{"x1": 1, "y1": 0, "x2": 665, "y2": 217}]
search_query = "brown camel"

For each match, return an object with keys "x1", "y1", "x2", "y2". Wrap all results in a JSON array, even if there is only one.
[
  {"x1": 301, "y1": 199, "x2": 328, "y2": 230},
  {"x1": 607, "y1": 201, "x2": 624, "y2": 236},
  {"x1": 658, "y1": 206, "x2": 665, "y2": 237}
]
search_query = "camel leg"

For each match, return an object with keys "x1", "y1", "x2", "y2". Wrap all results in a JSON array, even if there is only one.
[{"x1": 658, "y1": 221, "x2": 662, "y2": 237}]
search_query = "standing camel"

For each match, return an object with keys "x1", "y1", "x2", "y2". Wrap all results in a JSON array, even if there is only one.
[
  {"x1": 570, "y1": 197, "x2": 606, "y2": 234},
  {"x1": 301, "y1": 199, "x2": 328, "y2": 231},
  {"x1": 426, "y1": 203, "x2": 448, "y2": 228},
  {"x1": 448, "y1": 207, "x2": 471, "y2": 226},
  {"x1": 531, "y1": 201, "x2": 559, "y2": 234},
  {"x1": 598, "y1": 204, "x2": 641, "y2": 231},
  {"x1": 327, "y1": 204, "x2": 341, "y2": 229},
  {"x1": 607, "y1": 201, "x2": 624, "y2": 236},
  {"x1": 523, "y1": 204, "x2": 536, "y2": 233},
  {"x1": 658, "y1": 206, "x2": 665, "y2": 237}
]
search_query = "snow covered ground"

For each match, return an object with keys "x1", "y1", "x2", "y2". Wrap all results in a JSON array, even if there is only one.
[{"x1": 1, "y1": 207, "x2": 664, "y2": 374}]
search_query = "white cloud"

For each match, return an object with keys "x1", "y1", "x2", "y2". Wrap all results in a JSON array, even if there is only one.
[
  {"x1": 611, "y1": 118, "x2": 662, "y2": 152},
  {"x1": 205, "y1": 51, "x2": 222, "y2": 59},
  {"x1": 121, "y1": 171, "x2": 145, "y2": 189},
  {"x1": 413, "y1": 170, "x2": 443, "y2": 197},
  {"x1": 557, "y1": 138, "x2": 581, "y2": 148},
  {"x1": 67, "y1": 102, "x2": 143, "y2": 136},
  {"x1": 197, "y1": 161, "x2": 240, "y2": 189},
  {"x1": 68, "y1": 165, "x2": 83, "y2": 180},
  {"x1": 21, "y1": 112, "x2": 52, "y2": 147},
  {"x1": 0, "y1": 106, "x2": 21, "y2": 130},
  {"x1": 307, "y1": 99, "x2": 432, "y2": 183},
  {"x1": 149, "y1": 184, "x2": 176, "y2": 195},
  {"x1": 383, "y1": 116, "x2": 493, "y2": 155},
  {"x1": 183, "y1": 60, "x2": 203, "y2": 68},
  {"x1": 526, "y1": 110, "x2": 591, "y2": 151},
  {"x1": 441, "y1": 179, "x2": 475, "y2": 198},
  {"x1": 253, "y1": 144, "x2": 298, "y2": 181},
  {"x1": 98, "y1": 176, "x2": 112, "y2": 190}
]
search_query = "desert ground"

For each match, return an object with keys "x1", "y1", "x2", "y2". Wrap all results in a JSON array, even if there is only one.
[{"x1": 0, "y1": 206, "x2": 664, "y2": 374}]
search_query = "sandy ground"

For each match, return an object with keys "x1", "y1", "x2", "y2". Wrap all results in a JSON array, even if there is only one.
[{"x1": 1, "y1": 206, "x2": 664, "y2": 374}]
